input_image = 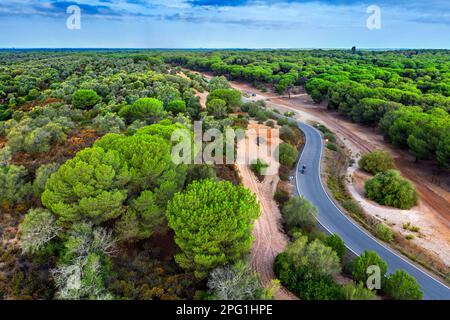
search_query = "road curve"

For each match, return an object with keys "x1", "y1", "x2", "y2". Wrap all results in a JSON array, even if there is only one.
[{"x1": 295, "y1": 122, "x2": 450, "y2": 300}]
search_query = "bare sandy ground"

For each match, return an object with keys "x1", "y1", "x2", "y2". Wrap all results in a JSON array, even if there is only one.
[
  {"x1": 349, "y1": 168, "x2": 450, "y2": 267},
  {"x1": 236, "y1": 122, "x2": 296, "y2": 300},
  {"x1": 205, "y1": 74, "x2": 450, "y2": 270}
]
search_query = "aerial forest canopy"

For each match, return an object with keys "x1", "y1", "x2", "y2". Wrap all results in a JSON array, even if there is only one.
[
  {"x1": 162, "y1": 49, "x2": 450, "y2": 169},
  {"x1": 0, "y1": 50, "x2": 439, "y2": 301}
]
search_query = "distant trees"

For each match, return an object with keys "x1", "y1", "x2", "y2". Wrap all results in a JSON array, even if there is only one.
[
  {"x1": 380, "y1": 107, "x2": 449, "y2": 166},
  {"x1": 359, "y1": 150, "x2": 396, "y2": 175},
  {"x1": 72, "y1": 89, "x2": 100, "y2": 109},
  {"x1": 166, "y1": 179, "x2": 260, "y2": 279},
  {"x1": 365, "y1": 170, "x2": 418, "y2": 209}
]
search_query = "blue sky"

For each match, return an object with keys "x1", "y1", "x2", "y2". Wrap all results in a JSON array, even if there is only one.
[{"x1": 0, "y1": 0, "x2": 449, "y2": 48}]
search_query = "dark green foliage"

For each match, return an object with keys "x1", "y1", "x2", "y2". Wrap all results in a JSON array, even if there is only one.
[
  {"x1": 278, "y1": 142, "x2": 299, "y2": 168},
  {"x1": 365, "y1": 170, "x2": 418, "y2": 209},
  {"x1": 352, "y1": 251, "x2": 387, "y2": 284},
  {"x1": 250, "y1": 158, "x2": 268, "y2": 177},
  {"x1": 375, "y1": 223, "x2": 394, "y2": 242},
  {"x1": 282, "y1": 196, "x2": 318, "y2": 232},
  {"x1": 119, "y1": 98, "x2": 166, "y2": 124},
  {"x1": 206, "y1": 98, "x2": 228, "y2": 119},
  {"x1": 359, "y1": 150, "x2": 396, "y2": 175},
  {"x1": 274, "y1": 236, "x2": 342, "y2": 300},
  {"x1": 325, "y1": 234, "x2": 346, "y2": 260},
  {"x1": 341, "y1": 282, "x2": 376, "y2": 300},
  {"x1": 0, "y1": 165, "x2": 32, "y2": 208},
  {"x1": 167, "y1": 179, "x2": 260, "y2": 279},
  {"x1": 384, "y1": 270, "x2": 423, "y2": 300},
  {"x1": 207, "y1": 89, "x2": 242, "y2": 112},
  {"x1": 326, "y1": 142, "x2": 338, "y2": 151},
  {"x1": 274, "y1": 189, "x2": 290, "y2": 207},
  {"x1": 0, "y1": 105, "x2": 12, "y2": 121},
  {"x1": 72, "y1": 89, "x2": 100, "y2": 109},
  {"x1": 167, "y1": 99, "x2": 187, "y2": 114}
]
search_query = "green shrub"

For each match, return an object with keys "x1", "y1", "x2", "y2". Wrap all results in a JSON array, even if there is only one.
[
  {"x1": 341, "y1": 199, "x2": 364, "y2": 217},
  {"x1": 277, "y1": 117, "x2": 289, "y2": 126},
  {"x1": 365, "y1": 170, "x2": 418, "y2": 209},
  {"x1": 284, "y1": 111, "x2": 294, "y2": 117},
  {"x1": 119, "y1": 98, "x2": 166, "y2": 124},
  {"x1": 72, "y1": 89, "x2": 100, "y2": 109},
  {"x1": 324, "y1": 132, "x2": 336, "y2": 143},
  {"x1": 274, "y1": 190, "x2": 290, "y2": 207},
  {"x1": 326, "y1": 142, "x2": 338, "y2": 151},
  {"x1": 341, "y1": 282, "x2": 376, "y2": 300},
  {"x1": 0, "y1": 105, "x2": 12, "y2": 121},
  {"x1": 93, "y1": 113, "x2": 126, "y2": 135},
  {"x1": 250, "y1": 159, "x2": 269, "y2": 177},
  {"x1": 265, "y1": 120, "x2": 275, "y2": 128},
  {"x1": 384, "y1": 270, "x2": 423, "y2": 300},
  {"x1": 282, "y1": 196, "x2": 318, "y2": 232},
  {"x1": 274, "y1": 236, "x2": 343, "y2": 300},
  {"x1": 352, "y1": 251, "x2": 387, "y2": 284},
  {"x1": 359, "y1": 150, "x2": 396, "y2": 175},
  {"x1": 0, "y1": 165, "x2": 32, "y2": 207},
  {"x1": 167, "y1": 179, "x2": 260, "y2": 279},
  {"x1": 405, "y1": 234, "x2": 415, "y2": 240},
  {"x1": 167, "y1": 99, "x2": 187, "y2": 114},
  {"x1": 325, "y1": 234, "x2": 346, "y2": 260},
  {"x1": 376, "y1": 223, "x2": 394, "y2": 242},
  {"x1": 207, "y1": 89, "x2": 242, "y2": 112},
  {"x1": 278, "y1": 142, "x2": 299, "y2": 168},
  {"x1": 33, "y1": 163, "x2": 59, "y2": 196}
]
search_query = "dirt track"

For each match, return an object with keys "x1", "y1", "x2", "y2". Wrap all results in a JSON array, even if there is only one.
[{"x1": 236, "y1": 122, "x2": 296, "y2": 300}]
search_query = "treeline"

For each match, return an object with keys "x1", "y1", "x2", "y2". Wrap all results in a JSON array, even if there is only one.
[{"x1": 161, "y1": 50, "x2": 450, "y2": 168}]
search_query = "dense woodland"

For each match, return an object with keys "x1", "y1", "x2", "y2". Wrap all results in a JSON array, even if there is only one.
[
  {"x1": 163, "y1": 49, "x2": 450, "y2": 168},
  {"x1": 0, "y1": 50, "x2": 432, "y2": 300}
]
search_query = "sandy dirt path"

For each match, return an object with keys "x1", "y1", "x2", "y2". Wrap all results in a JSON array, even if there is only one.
[{"x1": 236, "y1": 122, "x2": 297, "y2": 300}]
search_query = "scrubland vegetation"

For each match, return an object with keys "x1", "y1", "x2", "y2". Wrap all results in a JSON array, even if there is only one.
[{"x1": 0, "y1": 49, "x2": 438, "y2": 300}]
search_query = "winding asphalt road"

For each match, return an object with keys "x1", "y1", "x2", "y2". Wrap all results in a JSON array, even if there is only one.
[{"x1": 294, "y1": 122, "x2": 450, "y2": 300}]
